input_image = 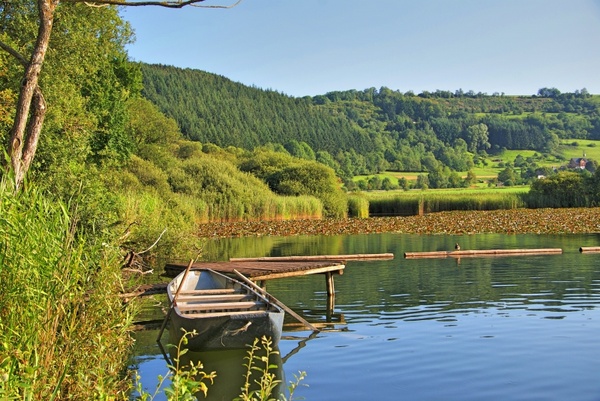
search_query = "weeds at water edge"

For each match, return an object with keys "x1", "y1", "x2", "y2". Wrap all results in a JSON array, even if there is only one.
[{"x1": 135, "y1": 332, "x2": 307, "y2": 401}]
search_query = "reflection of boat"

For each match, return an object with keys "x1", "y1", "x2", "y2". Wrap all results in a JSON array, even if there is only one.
[
  {"x1": 167, "y1": 268, "x2": 285, "y2": 351},
  {"x1": 177, "y1": 345, "x2": 284, "y2": 401}
]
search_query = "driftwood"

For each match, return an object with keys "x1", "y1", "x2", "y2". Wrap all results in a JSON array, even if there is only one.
[
  {"x1": 119, "y1": 283, "x2": 168, "y2": 303},
  {"x1": 121, "y1": 227, "x2": 167, "y2": 273}
]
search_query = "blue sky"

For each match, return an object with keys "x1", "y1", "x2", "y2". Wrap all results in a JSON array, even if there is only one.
[{"x1": 122, "y1": 0, "x2": 600, "y2": 97}]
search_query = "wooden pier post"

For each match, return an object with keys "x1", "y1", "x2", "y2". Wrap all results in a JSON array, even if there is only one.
[{"x1": 326, "y1": 271, "x2": 335, "y2": 296}]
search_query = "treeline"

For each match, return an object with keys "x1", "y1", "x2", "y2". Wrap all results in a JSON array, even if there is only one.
[
  {"x1": 359, "y1": 168, "x2": 600, "y2": 217},
  {"x1": 140, "y1": 64, "x2": 373, "y2": 154},
  {"x1": 140, "y1": 64, "x2": 600, "y2": 180}
]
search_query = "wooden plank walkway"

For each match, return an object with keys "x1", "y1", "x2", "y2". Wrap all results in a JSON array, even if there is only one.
[
  {"x1": 165, "y1": 253, "x2": 393, "y2": 297},
  {"x1": 165, "y1": 260, "x2": 346, "y2": 297},
  {"x1": 230, "y1": 253, "x2": 394, "y2": 262},
  {"x1": 165, "y1": 260, "x2": 346, "y2": 281}
]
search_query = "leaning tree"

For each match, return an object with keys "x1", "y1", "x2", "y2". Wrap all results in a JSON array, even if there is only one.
[{"x1": 0, "y1": 0, "x2": 241, "y2": 190}]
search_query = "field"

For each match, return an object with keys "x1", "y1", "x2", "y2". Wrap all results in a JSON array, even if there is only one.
[{"x1": 354, "y1": 139, "x2": 600, "y2": 185}]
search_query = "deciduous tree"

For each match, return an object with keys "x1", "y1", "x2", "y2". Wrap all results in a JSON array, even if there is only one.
[{"x1": 0, "y1": 0, "x2": 241, "y2": 190}]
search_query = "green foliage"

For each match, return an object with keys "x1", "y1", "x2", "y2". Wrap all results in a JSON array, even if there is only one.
[
  {"x1": 239, "y1": 149, "x2": 346, "y2": 218},
  {"x1": 525, "y1": 171, "x2": 592, "y2": 208},
  {"x1": 140, "y1": 64, "x2": 368, "y2": 158},
  {"x1": 135, "y1": 330, "x2": 215, "y2": 401},
  {"x1": 236, "y1": 336, "x2": 282, "y2": 401},
  {"x1": 126, "y1": 97, "x2": 181, "y2": 147},
  {"x1": 136, "y1": 330, "x2": 216, "y2": 401},
  {"x1": 140, "y1": 63, "x2": 600, "y2": 178},
  {"x1": 0, "y1": 181, "x2": 133, "y2": 399},
  {"x1": 137, "y1": 334, "x2": 306, "y2": 401}
]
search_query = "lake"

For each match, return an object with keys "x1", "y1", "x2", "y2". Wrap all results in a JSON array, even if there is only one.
[{"x1": 131, "y1": 232, "x2": 600, "y2": 401}]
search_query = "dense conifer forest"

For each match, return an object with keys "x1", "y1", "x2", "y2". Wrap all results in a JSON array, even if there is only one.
[{"x1": 140, "y1": 63, "x2": 600, "y2": 181}]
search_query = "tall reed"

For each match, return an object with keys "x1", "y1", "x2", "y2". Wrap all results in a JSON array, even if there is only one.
[
  {"x1": 367, "y1": 191, "x2": 526, "y2": 216},
  {"x1": 0, "y1": 181, "x2": 133, "y2": 400},
  {"x1": 347, "y1": 193, "x2": 369, "y2": 218}
]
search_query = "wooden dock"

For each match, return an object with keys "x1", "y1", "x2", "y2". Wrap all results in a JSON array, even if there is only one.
[
  {"x1": 165, "y1": 259, "x2": 346, "y2": 297},
  {"x1": 165, "y1": 253, "x2": 393, "y2": 297},
  {"x1": 404, "y1": 248, "x2": 563, "y2": 259}
]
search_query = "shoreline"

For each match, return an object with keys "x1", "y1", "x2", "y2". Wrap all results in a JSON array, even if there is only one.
[{"x1": 196, "y1": 208, "x2": 600, "y2": 238}]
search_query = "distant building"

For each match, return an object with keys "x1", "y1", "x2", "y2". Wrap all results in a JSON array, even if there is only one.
[{"x1": 568, "y1": 157, "x2": 587, "y2": 170}]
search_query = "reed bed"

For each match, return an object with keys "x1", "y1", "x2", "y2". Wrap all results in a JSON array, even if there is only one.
[
  {"x1": 0, "y1": 182, "x2": 133, "y2": 400},
  {"x1": 347, "y1": 194, "x2": 370, "y2": 218},
  {"x1": 367, "y1": 191, "x2": 526, "y2": 216}
]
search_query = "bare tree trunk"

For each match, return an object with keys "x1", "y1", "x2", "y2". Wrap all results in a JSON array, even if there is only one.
[{"x1": 8, "y1": 0, "x2": 56, "y2": 190}]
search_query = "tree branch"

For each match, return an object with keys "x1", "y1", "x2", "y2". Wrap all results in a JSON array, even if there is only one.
[
  {"x1": 0, "y1": 40, "x2": 28, "y2": 66},
  {"x1": 73, "y1": 0, "x2": 243, "y2": 9}
]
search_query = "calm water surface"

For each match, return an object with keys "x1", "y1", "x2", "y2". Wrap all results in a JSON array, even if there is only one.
[{"x1": 132, "y1": 233, "x2": 600, "y2": 401}]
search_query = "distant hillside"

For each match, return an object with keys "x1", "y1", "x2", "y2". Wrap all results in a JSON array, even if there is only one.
[
  {"x1": 140, "y1": 63, "x2": 600, "y2": 178},
  {"x1": 140, "y1": 63, "x2": 372, "y2": 155}
]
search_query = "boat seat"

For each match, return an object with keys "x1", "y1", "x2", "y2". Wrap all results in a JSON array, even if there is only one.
[
  {"x1": 175, "y1": 293, "x2": 254, "y2": 303},
  {"x1": 177, "y1": 301, "x2": 266, "y2": 312},
  {"x1": 183, "y1": 310, "x2": 270, "y2": 319},
  {"x1": 178, "y1": 288, "x2": 241, "y2": 295}
]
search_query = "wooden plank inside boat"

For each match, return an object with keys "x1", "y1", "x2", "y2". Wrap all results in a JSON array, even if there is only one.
[
  {"x1": 177, "y1": 301, "x2": 265, "y2": 311},
  {"x1": 174, "y1": 293, "x2": 251, "y2": 302}
]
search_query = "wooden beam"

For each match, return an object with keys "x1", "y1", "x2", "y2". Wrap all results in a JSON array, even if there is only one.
[
  {"x1": 404, "y1": 248, "x2": 563, "y2": 259},
  {"x1": 579, "y1": 246, "x2": 600, "y2": 253},
  {"x1": 177, "y1": 301, "x2": 265, "y2": 311},
  {"x1": 249, "y1": 264, "x2": 345, "y2": 281},
  {"x1": 233, "y1": 269, "x2": 319, "y2": 332},
  {"x1": 230, "y1": 253, "x2": 394, "y2": 262}
]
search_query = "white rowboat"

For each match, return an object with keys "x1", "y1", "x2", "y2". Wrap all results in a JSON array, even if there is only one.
[{"x1": 167, "y1": 268, "x2": 284, "y2": 350}]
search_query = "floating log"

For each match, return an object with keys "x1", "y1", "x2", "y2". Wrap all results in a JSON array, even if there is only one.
[
  {"x1": 404, "y1": 248, "x2": 563, "y2": 259},
  {"x1": 229, "y1": 253, "x2": 394, "y2": 262},
  {"x1": 579, "y1": 246, "x2": 600, "y2": 253}
]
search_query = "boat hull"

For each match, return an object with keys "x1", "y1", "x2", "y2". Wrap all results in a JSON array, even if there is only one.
[
  {"x1": 169, "y1": 310, "x2": 284, "y2": 350},
  {"x1": 167, "y1": 268, "x2": 284, "y2": 351}
]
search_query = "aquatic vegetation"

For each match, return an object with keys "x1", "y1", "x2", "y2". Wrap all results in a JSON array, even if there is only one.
[
  {"x1": 196, "y1": 208, "x2": 600, "y2": 238},
  {"x1": 135, "y1": 330, "x2": 216, "y2": 401}
]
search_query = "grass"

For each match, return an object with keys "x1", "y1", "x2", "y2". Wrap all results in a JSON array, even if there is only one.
[
  {"x1": 559, "y1": 139, "x2": 600, "y2": 160},
  {"x1": 0, "y1": 181, "x2": 134, "y2": 399},
  {"x1": 363, "y1": 187, "x2": 528, "y2": 216}
]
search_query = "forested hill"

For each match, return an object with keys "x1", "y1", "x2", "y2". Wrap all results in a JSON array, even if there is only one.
[
  {"x1": 140, "y1": 63, "x2": 373, "y2": 154},
  {"x1": 140, "y1": 63, "x2": 600, "y2": 178}
]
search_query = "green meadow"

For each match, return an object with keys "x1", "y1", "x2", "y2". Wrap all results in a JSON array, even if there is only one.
[{"x1": 354, "y1": 139, "x2": 600, "y2": 186}]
